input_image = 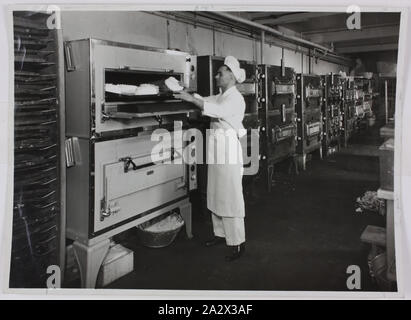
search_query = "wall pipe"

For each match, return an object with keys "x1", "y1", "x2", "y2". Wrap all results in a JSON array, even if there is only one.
[
  {"x1": 212, "y1": 12, "x2": 331, "y2": 54},
  {"x1": 149, "y1": 11, "x2": 352, "y2": 66}
]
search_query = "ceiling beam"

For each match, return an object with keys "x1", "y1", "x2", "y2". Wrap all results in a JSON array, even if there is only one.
[
  {"x1": 255, "y1": 12, "x2": 339, "y2": 25},
  {"x1": 305, "y1": 25, "x2": 399, "y2": 43},
  {"x1": 250, "y1": 12, "x2": 291, "y2": 21},
  {"x1": 335, "y1": 43, "x2": 398, "y2": 53}
]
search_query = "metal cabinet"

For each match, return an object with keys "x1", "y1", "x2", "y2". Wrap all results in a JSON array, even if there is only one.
[
  {"x1": 295, "y1": 74, "x2": 323, "y2": 170},
  {"x1": 342, "y1": 77, "x2": 356, "y2": 147},
  {"x1": 258, "y1": 64, "x2": 296, "y2": 190},
  {"x1": 321, "y1": 73, "x2": 344, "y2": 156},
  {"x1": 65, "y1": 39, "x2": 197, "y2": 287}
]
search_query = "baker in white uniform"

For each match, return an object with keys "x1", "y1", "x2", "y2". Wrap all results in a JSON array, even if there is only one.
[{"x1": 174, "y1": 56, "x2": 246, "y2": 261}]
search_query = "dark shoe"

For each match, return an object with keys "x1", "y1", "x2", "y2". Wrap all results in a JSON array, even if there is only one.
[
  {"x1": 205, "y1": 236, "x2": 225, "y2": 247},
  {"x1": 225, "y1": 243, "x2": 246, "y2": 262}
]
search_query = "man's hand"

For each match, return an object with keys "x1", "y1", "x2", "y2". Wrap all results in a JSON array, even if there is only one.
[
  {"x1": 173, "y1": 90, "x2": 205, "y2": 111},
  {"x1": 173, "y1": 90, "x2": 195, "y2": 103}
]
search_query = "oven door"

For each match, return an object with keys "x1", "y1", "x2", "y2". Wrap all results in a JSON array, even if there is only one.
[
  {"x1": 94, "y1": 134, "x2": 188, "y2": 233},
  {"x1": 92, "y1": 40, "x2": 193, "y2": 133}
]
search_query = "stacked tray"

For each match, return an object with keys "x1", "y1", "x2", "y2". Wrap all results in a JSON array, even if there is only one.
[{"x1": 10, "y1": 11, "x2": 60, "y2": 288}]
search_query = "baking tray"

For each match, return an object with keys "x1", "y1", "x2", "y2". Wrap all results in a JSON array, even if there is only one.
[
  {"x1": 15, "y1": 131, "x2": 56, "y2": 141},
  {"x1": 14, "y1": 121, "x2": 56, "y2": 130},
  {"x1": 14, "y1": 89, "x2": 54, "y2": 98},
  {"x1": 14, "y1": 190, "x2": 56, "y2": 206},
  {"x1": 15, "y1": 54, "x2": 50, "y2": 63},
  {"x1": 14, "y1": 184, "x2": 56, "y2": 201},
  {"x1": 105, "y1": 90, "x2": 177, "y2": 102},
  {"x1": 14, "y1": 114, "x2": 56, "y2": 126},
  {"x1": 15, "y1": 108, "x2": 55, "y2": 116},
  {"x1": 14, "y1": 33, "x2": 53, "y2": 43},
  {"x1": 14, "y1": 97, "x2": 56, "y2": 106},
  {"x1": 13, "y1": 26, "x2": 50, "y2": 37},
  {"x1": 14, "y1": 153, "x2": 57, "y2": 170},
  {"x1": 15, "y1": 83, "x2": 55, "y2": 91},
  {"x1": 14, "y1": 169, "x2": 57, "y2": 188},
  {"x1": 14, "y1": 39, "x2": 49, "y2": 50},
  {"x1": 14, "y1": 48, "x2": 55, "y2": 57},
  {"x1": 14, "y1": 104, "x2": 56, "y2": 113}
]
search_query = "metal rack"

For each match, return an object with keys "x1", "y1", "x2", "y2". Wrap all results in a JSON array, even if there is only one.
[{"x1": 11, "y1": 11, "x2": 65, "y2": 288}]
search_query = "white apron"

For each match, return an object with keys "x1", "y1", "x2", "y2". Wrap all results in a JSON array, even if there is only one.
[{"x1": 201, "y1": 86, "x2": 246, "y2": 218}]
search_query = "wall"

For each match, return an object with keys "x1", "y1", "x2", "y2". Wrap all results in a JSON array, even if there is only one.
[
  {"x1": 351, "y1": 51, "x2": 398, "y2": 74},
  {"x1": 61, "y1": 11, "x2": 349, "y2": 75}
]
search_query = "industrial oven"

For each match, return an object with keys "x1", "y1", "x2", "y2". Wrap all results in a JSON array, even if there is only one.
[
  {"x1": 353, "y1": 77, "x2": 367, "y2": 130},
  {"x1": 295, "y1": 74, "x2": 323, "y2": 170},
  {"x1": 258, "y1": 64, "x2": 296, "y2": 190},
  {"x1": 362, "y1": 78, "x2": 374, "y2": 119},
  {"x1": 64, "y1": 39, "x2": 198, "y2": 287},
  {"x1": 196, "y1": 56, "x2": 259, "y2": 209},
  {"x1": 341, "y1": 77, "x2": 356, "y2": 147},
  {"x1": 321, "y1": 73, "x2": 344, "y2": 156}
]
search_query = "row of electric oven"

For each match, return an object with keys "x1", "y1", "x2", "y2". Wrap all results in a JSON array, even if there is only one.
[
  {"x1": 196, "y1": 56, "x2": 374, "y2": 190},
  {"x1": 62, "y1": 39, "x2": 374, "y2": 287}
]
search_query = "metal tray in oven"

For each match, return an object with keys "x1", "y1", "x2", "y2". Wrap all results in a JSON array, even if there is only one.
[
  {"x1": 104, "y1": 100, "x2": 197, "y2": 119},
  {"x1": 105, "y1": 91, "x2": 176, "y2": 102}
]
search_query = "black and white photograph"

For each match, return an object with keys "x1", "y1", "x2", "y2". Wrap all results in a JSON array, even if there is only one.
[{"x1": 1, "y1": 2, "x2": 410, "y2": 299}]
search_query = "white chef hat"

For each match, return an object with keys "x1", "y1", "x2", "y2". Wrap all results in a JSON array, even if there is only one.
[{"x1": 224, "y1": 56, "x2": 246, "y2": 84}]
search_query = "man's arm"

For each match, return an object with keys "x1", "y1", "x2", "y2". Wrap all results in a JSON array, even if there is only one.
[
  {"x1": 173, "y1": 91, "x2": 204, "y2": 111},
  {"x1": 174, "y1": 91, "x2": 244, "y2": 119}
]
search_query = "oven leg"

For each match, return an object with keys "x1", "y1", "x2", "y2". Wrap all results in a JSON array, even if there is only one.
[
  {"x1": 319, "y1": 147, "x2": 323, "y2": 160},
  {"x1": 293, "y1": 155, "x2": 299, "y2": 175},
  {"x1": 73, "y1": 239, "x2": 110, "y2": 288},
  {"x1": 302, "y1": 154, "x2": 307, "y2": 171},
  {"x1": 180, "y1": 202, "x2": 193, "y2": 239},
  {"x1": 268, "y1": 164, "x2": 274, "y2": 192}
]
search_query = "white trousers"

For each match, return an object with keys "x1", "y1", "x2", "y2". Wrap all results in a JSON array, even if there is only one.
[{"x1": 211, "y1": 213, "x2": 245, "y2": 246}]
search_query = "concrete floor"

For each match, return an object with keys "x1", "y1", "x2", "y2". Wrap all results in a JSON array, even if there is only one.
[{"x1": 103, "y1": 123, "x2": 393, "y2": 291}]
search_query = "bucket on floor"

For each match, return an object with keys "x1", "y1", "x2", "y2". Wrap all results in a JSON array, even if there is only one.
[{"x1": 136, "y1": 212, "x2": 184, "y2": 248}]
